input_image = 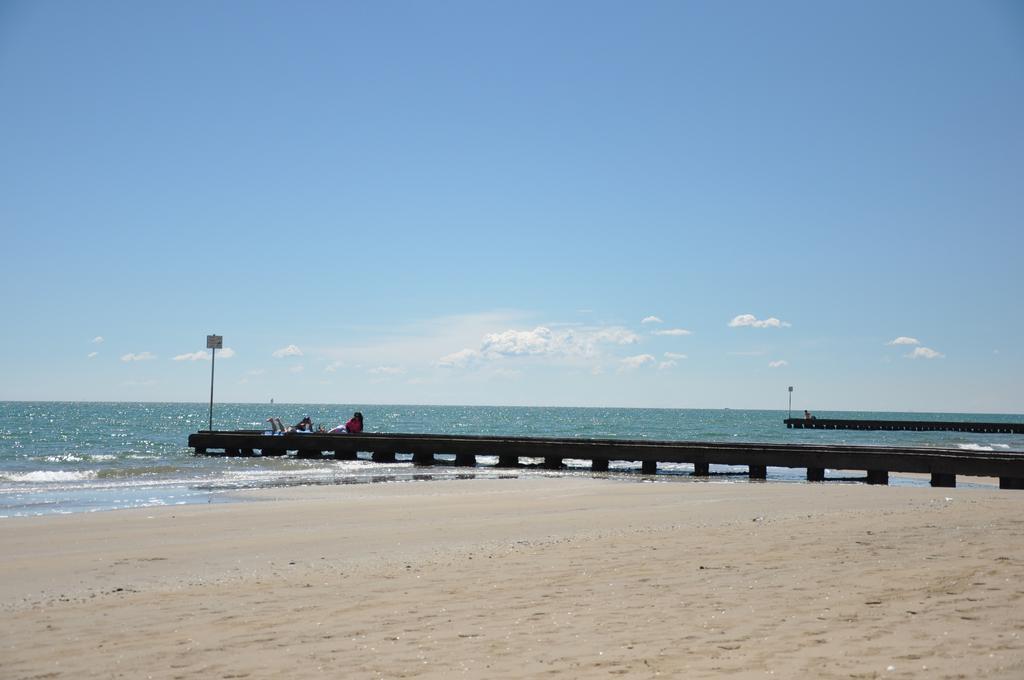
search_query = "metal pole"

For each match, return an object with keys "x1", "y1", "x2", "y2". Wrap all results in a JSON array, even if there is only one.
[
  {"x1": 209, "y1": 346, "x2": 216, "y2": 431},
  {"x1": 788, "y1": 386, "x2": 793, "y2": 420}
]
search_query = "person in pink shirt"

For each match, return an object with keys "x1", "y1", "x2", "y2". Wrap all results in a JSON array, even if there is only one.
[{"x1": 329, "y1": 411, "x2": 363, "y2": 434}]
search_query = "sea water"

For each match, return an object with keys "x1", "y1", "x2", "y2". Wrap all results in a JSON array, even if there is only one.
[{"x1": 1, "y1": 402, "x2": 1021, "y2": 518}]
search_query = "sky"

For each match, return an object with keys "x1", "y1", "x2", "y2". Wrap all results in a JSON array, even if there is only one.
[{"x1": 1, "y1": 0, "x2": 1022, "y2": 412}]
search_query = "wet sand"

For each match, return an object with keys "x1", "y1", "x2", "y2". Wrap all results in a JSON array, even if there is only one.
[{"x1": 2, "y1": 477, "x2": 1023, "y2": 678}]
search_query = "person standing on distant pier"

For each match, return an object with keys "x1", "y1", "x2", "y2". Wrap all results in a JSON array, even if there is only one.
[{"x1": 804, "y1": 410, "x2": 813, "y2": 421}]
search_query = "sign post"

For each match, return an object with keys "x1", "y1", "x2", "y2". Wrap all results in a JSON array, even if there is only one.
[
  {"x1": 207, "y1": 334, "x2": 223, "y2": 431},
  {"x1": 788, "y1": 386, "x2": 793, "y2": 420}
]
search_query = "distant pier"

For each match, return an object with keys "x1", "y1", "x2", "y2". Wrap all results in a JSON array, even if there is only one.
[
  {"x1": 784, "y1": 418, "x2": 1023, "y2": 434},
  {"x1": 189, "y1": 431, "x2": 1024, "y2": 490}
]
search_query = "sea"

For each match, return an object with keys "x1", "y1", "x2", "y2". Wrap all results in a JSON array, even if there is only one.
[{"x1": 1, "y1": 402, "x2": 1021, "y2": 518}]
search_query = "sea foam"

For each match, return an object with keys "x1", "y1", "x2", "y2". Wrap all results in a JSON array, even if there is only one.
[{"x1": 3, "y1": 470, "x2": 99, "y2": 482}]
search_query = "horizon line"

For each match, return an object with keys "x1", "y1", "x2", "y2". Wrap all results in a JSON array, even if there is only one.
[{"x1": 0, "y1": 399, "x2": 1021, "y2": 417}]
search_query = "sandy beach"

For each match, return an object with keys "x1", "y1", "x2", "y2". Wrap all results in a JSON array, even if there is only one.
[{"x1": 3, "y1": 477, "x2": 1023, "y2": 679}]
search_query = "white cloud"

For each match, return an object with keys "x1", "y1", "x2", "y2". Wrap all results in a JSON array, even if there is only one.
[
  {"x1": 658, "y1": 360, "x2": 677, "y2": 370},
  {"x1": 641, "y1": 316, "x2": 663, "y2": 324},
  {"x1": 318, "y1": 311, "x2": 529, "y2": 373},
  {"x1": 887, "y1": 336, "x2": 920, "y2": 346},
  {"x1": 272, "y1": 344, "x2": 303, "y2": 358},
  {"x1": 369, "y1": 365, "x2": 405, "y2": 376},
  {"x1": 173, "y1": 348, "x2": 235, "y2": 361},
  {"x1": 325, "y1": 360, "x2": 345, "y2": 372},
  {"x1": 481, "y1": 327, "x2": 557, "y2": 356},
  {"x1": 91, "y1": 336, "x2": 104, "y2": 344},
  {"x1": 768, "y1": 360, "x2": 789, "y2": 368},
  {"x1": 664, "y1": 352, "x2": 687, "y2": 360},
  {"x1": 728, "y1": 314, "x2": 791, "y2": 329},
  {"x1": 907, "y1": 347, "x2": 944, "y2": 360},
  {"x1": 437, "y1": 348, "x2": 483, "y2": 368},
  {"x1": 652, "y1": 328, "x2": 692, "y2": 336},
  {"x1": 289, "y1": 365, "x2": 305, "y2": 373},
  {"x1": 591, "y1": 327, "x2": 640, "y2": 345},
  {"x1": 121, "y1": 352, "x2": 156, "y2": 362},
  {"x1": 454, "y1": 325, "x2": 639, "y2": 364},
  {"x1": 87, "y1": 351, "x2": 98, "y2": 359},
  {"x1": 620, "y1": 354, "x2": 656, "y2": 369},
  {"x1": 316, "y1": 312, "x2": 643, "y2": 376},
  {"x1": 173, "y1": 351, "x2": 208, "y2": 362}
]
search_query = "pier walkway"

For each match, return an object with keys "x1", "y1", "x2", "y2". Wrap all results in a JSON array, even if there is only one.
[
  {"x1": 784, "y1": 418, "x2": 1023, "y2": 434},
  {"x1": 189, "y1": 431, "x2": 1024, "y2": 490}
]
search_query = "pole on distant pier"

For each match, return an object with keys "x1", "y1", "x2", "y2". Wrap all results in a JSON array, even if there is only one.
[
  {"x1": 207, "y1": 334, "x2": 223, "y2": 431},
  {"x1": 788, "y1": 386, "x2": 793, "y2": 419}
]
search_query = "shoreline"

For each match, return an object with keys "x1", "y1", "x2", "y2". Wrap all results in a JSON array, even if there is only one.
[
  {"x1": 0, "y1": 462, "x2": 999, "y2": 520},
  {"x1": 3, "y1": 477, "x2": 1022, "y2": 678}
]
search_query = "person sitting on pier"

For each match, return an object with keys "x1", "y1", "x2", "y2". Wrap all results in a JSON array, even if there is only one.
[
  {"x1": 329, "y1": 411, "x2": 363, "y2": 434},
  {"x1": 804, "y1": 410, "x2": 813, "y2": 421}
]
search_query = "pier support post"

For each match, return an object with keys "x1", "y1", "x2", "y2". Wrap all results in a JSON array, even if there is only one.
[
  {"x1": 297, "y1": 449, "x2": 322, "y2": 459},
  {"x1": 497, "y1": 454, "x2": 519, "y2": 468},
  {"x1": 224, "y1": 447, "x2": 241, "y2": 457},
  {"x1": 748, "y1": 464, "x2": 767, "y2": 480},
  {"x1": 333, "y1": 449, "x2": 357, "y2": 460},
  {"x1": 693, "y1": 462, "x2": 710, "y2": 476},
  {"x1": 930, "y1": 473, "x2": 956, "y2": 488},
  {"x1": 642, "y1": 460, "x2": 657, "y2": 475},
  {"x1": 412, "y1": 452, "x2": 434, "y2": 466},
  {"x1": 543, "y1": 456, "x2": 562, "y2": 469},
  {"x1": 262, "y1": 448, "x2": 286, "y2": 457},
  {"x1": 591, "y1": 458, "x2": 609, "y2": 472},
  {"x1": 999, "y1": 477, "x2": 1024, "y2": 490},
  {"x1": 454, "y1": 453, "x2": 475, "y2": 467},
  {"x1": 241, "y1": 448, "x2": 255, "y2": 457},
  {"x1": 372, "y1": 450, "x2": 396, "y2": 463},
  {"x1": 194, "y1": 447, "x2": 207, "y2": 456},
  {"x1": 866, "y1": 470, "x2": 889, "y2": 485},
  {"x1": 806, "y1": 467, "x2": 825, "y2": 482}
]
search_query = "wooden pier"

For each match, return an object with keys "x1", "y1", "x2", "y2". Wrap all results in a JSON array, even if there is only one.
[
  {"x1": 188, "y1": 431, "x2": 1024, "y2": 490},
  {"x1": 784, "y1": 418, "x2": 1023, "y2": 434}
]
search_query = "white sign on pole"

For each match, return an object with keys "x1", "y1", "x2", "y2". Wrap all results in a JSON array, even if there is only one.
[{"x1": 206, "y1": 334, "x2": 222, "y2": 431}]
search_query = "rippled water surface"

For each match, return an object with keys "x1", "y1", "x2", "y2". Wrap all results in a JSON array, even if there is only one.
[{"x1": 2, "y1": 402, "x2": 1021, "y2": 517}]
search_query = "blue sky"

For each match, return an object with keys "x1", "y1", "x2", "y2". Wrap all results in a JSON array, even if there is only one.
[{"x1": 1, "y1": 0, "x2": 1021, "y2": 412}]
